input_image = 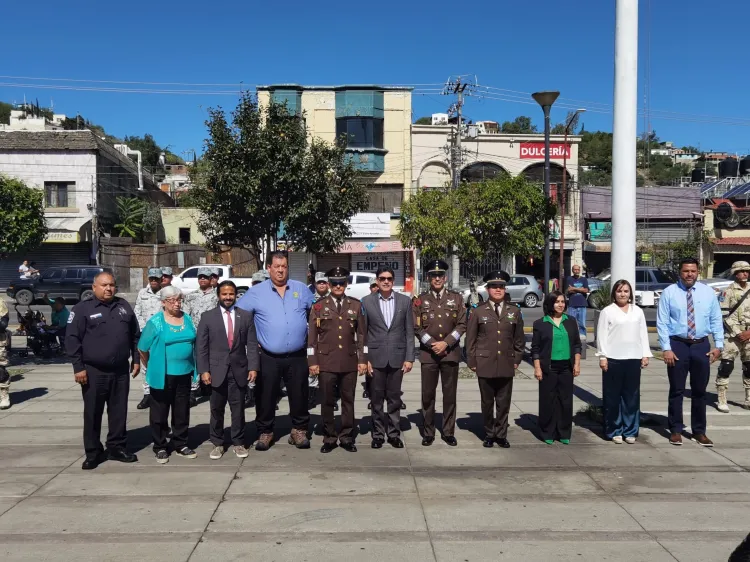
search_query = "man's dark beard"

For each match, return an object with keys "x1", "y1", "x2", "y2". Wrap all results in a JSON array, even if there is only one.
[{"x1": 219, "y1": 301, "x2": 235, "y2": 310}]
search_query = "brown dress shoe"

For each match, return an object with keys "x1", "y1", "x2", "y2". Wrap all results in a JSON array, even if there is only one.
[
  {"x1": 288, "y1": 428, "x2": 311, "y2": 449},
  {"x1": 669, "y1": 433, "x2": 683, "y2": 446},
  {"x1": 692, "y1": 433, "x2": 714, "y2": 447},
  {"x1": 255, "y1": 433, "x2": 274, "y2": 451}
]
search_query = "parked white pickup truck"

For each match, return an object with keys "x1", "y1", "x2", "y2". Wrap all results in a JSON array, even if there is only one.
[
  {"x1": 344, "y1": 271, "x2": 408, "y2": 300},
  {"x1": 171, "y1": 264, "x2": 254, "y2": 297}
]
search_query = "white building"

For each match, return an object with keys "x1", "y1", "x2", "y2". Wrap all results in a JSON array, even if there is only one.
[{"x1": 0, "y1": 109, "x2": 67, "y2": 131}]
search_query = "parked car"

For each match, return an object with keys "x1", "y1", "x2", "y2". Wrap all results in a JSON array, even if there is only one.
[
  {"x1": 6, "y1": 266, "x2": 112, "y2": 305},
  {"x1": 586, "y1": 266, "x2": 677, "y2": 308},
  {"x1": 701, "y1": 269, "x2": 734, "y2": 309},
  {"x1": 459, "y1": 274, "x2": 543, "y2": 308},
  {"x1": 171, "y1": 264, "x2": 254, "y2": 297}
]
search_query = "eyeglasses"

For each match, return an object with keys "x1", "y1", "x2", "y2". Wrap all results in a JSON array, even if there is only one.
[
  {"x1": 165, "y1": 298, "x2": 182, "y2": 304},
  {"x1": 378, "y1": 276, "x2": 393, "y2": 282},
  {"x1": 330, "y1": 280, "x2": 346, "y2": 287}
]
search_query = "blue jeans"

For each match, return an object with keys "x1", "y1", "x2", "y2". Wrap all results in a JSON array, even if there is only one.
[
  {"x1": 568, "y1": 306, "x2": 587, "y2": 338},
  {"x1": 602, "y1": 358, "x2": 641, "y2": 438}
]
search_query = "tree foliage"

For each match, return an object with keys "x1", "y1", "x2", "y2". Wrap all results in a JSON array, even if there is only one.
[
  {"x1": 0, "y1": 175, "x2": 48, "y2": 259},
  {"x1": 400, "y1": 176, "x2": 556, "y2": 261},
  {"x1": 500, "y1": 116, "x2": 537, "y2": 134},
  {"x1": 114, "y1": 197, "x2": 145, "y2": 238},
  {"x1": 414, "y1": 116, "x2": 432, "y2": 125},
  {"x1": 188, "y1": 94, "x2": 369, "y2": 267},
  {"x1": 122, "y1": 133, "x2": 184, "y2": 168},
  {"x1": 551, "y1": 111, "x2": 582, "y2": 135}
]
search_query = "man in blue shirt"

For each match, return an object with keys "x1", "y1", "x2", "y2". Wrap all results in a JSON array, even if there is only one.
[
  {"x1": 236, "y1": 251, "x2": 313, "y2": 451},
  {"x1": 657, "y1": 257, "x2": 723, "y2": 447},
  {"x1": 565, "y1": 265, "x2": 589, "y2": 340}
]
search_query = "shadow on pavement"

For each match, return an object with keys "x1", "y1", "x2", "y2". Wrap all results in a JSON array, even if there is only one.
[{"x1": 10, "y1": 387, "x2": 49, "y2": 404}]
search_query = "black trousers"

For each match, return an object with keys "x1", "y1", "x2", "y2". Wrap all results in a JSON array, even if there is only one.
[
  {"x1": 81, "y1": 364, "x2": 129, "y2": 460},
  {"x1": 667, "y1": 338, "x2": 710, "y2": 435},
  {"x1": 319, "y1": 371, "x2": 357, "y2": 444},
  {"x1": 421, "y1": 361, "x2": 459, "y2": 438},
  {"x1": 478, "y1": 376, "x2": 514, "y2": 439},
  {"x1": 370, "y1": 365, "x2": 404, "y2": 440},
  {"x1": 538, "y1": 360, "x2": 574, "y2": 441},
  {"x1": 255, "y1": 349, "x2": 309, "y2": 434},
  {"x1": 150, "y1": 374, "x2": 191, "y2": 453},
  {"x1": 210, "y1": 374, "x2": 246, "y2": 446}
]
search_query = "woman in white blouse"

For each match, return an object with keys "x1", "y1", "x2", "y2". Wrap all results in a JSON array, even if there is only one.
[{"x1": 596, "y1": 279, "x2": 652, "y2": 444}]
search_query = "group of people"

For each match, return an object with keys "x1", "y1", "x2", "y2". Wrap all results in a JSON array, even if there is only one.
[{"x1": 61, "y1": 251, "x2": 743, "y2": 468}]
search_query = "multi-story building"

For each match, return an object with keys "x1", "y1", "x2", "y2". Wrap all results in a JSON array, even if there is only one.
[
  {"x1": 412, "y1": 123, "x2": 583, "y2": 278},
  {"x1": 257, "y1": 85, "x2": 414, "y2": 288},
  {"x1": 0, "y1": 130, "x2": 171, "y2": 287}
]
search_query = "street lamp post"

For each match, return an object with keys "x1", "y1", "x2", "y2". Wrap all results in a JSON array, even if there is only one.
[
  {"x1": 532, "y1": 91, "x2": 560, "y2": 295},
  {"x1": 559, "y1": 109, "x2": 586, "y2": 288}
]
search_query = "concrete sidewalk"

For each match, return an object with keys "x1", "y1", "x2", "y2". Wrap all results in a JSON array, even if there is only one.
[{"x1": 0, "y1": 354, "x2": 747, "y2": 561}]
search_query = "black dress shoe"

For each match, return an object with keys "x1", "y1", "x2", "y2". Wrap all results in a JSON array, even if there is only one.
[
  {"x1": 496, "y1": 438, "x2": 510, "y2": 448},
  {"x1": 107, "y1": 449, "x2": 138, "y2": 463},
  {"x1": 443, "y1": 436, "x2": 458, "y2": 447},
  {"x1": 340, "y1": 442, "x2": 357, "y2": 452},
  {"x1": 422, "y1": 436, "x2": 435, "y2": 446},
  {"x1": 388, "y1": 437, "x2": 404, "y2": 449},
  {"x1": 320, "y1": 442, "x2": 337, "y2": 454},
  {"x1": 371, "y1": 439, "x2": 384, "y2": 449},
  {"x1": 81, "y1": 451, "x2": 107, "y2": 470},
  {"x1": 362, "y1": 389, "x2": 369, "y2": 399},
  {"x1": 482, "y1": 438, "x2": 494, "y2": 448},
  {"x1": 189, "y1": 390, "x2": 198, "y2": 408},
  {"x1": 137, "y1": 395, "x2": 150, "y2": 410},
  {"x1": 244, "y1": 388, "x2": 255, "y2": 409}
]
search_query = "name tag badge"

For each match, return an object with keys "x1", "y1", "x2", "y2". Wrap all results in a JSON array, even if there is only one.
[{"x1": 90, "y1": 313, "x2": 103, "y2": 319}]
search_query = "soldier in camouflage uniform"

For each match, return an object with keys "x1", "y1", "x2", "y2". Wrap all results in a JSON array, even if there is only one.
[
  {"x1": 184, "y1": 267, "x2": 219, "y2": 406},
  {"x1": 716, "y1": 261, "x2": 750, "y2": 412},
  {"x1": 210, "y1": 268, "x2": 221, "y2": 289},
  {"x1": 134, "y1": 267, "x2": 164, "y2": 410},
  {"x1": 0, "y1": 299, "x2": 10, "y2": 410}
]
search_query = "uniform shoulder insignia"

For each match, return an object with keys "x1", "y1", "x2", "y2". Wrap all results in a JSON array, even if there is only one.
[
  {"x1": 313, "y1": 303, "x2": 322, "y2": 311},
  {"x1": 414, "y1": 298, "x2": 422, "y2": 306}
]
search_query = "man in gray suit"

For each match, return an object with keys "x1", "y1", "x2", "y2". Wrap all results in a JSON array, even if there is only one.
[
  {"x1": 362, "y1": 266, "x2": 415, "y2": 449},
  {"x1": 197, "y1": 280, "x2": 259, "y2": 460}
]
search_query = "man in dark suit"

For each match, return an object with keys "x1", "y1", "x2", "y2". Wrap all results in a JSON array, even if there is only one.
[
  {"x1": 466, "y1": 271, "x2": 525, "y2": 448},
  {"x1": 307, "y1": 267, "x2": 367, "y2": 453},
  {"x1": 361, "y1": 266, "x2": 415, "y2": 449},
  {"x1": 197, "y1": 280, "x2": 259, "y2": 460},
  {"x1": 413, "y1": 259, "x2": 467, "y2": 446}
]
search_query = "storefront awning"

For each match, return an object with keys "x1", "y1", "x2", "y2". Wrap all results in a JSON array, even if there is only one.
[{"x1": 336, "y1": 239, "x2": 410, "y2": 253}]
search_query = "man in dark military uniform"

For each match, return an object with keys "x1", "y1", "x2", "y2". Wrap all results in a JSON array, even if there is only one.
[
  {"x1": 466, "y1": 271, "x2": 525, "y2": 448},
  {"x1": 307, "y1": 267, "x2": 367, "y2": 453},
  {"x1": 66, "y1": 272, "x2": 141, "y2": 469},
  {"x1": 413, "y1": 259, "x2": 467, "y2": 446}
]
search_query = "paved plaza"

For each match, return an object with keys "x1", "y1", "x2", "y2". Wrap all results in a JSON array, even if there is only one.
[{"x1": 0, "y1": 345, "x2": 748, "y2": 561}]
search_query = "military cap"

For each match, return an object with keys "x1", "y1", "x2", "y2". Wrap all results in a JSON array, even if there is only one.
[
  {"x1": 325, "y1": 266, "x2": 349, "y2": 281},
  {"x1": 483, "y1": 270, "x2": 511, "y2": 286},
  {"x1": 160, "y1": 267, "x2": 173, "y2": 276},
  {"x1": 197, "y1": 267, "x2": 212, "y2": 277},
  {"x1": 315, "y1": 271, "x2": 329, "y2": 283},
  {"x1": 147, "y1": 267, "x2": 162, "y2": 279},
  {"x1": 210, "y1": 268, "x2": 220, "y2": 277},
  {"x1": 731, "y1": 261, "x2": 750, "y2": 275},
  {"x1": 425, "y1": 259, "x2": 449, "y2": 275},
  {"x1": 251, "y1": 271, "x2": 267, "y2": 283}
]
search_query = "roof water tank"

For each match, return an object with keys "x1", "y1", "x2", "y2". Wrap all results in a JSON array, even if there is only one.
[
  {"x1": 691, "y1": 168, "x2": 705, "y2": 183},
  {"x1": 740, "y1": 156, "x2": 750, "y2": 176},
  {"x1": 719, "y1": 157, "x2": 738, "y2": 179}
]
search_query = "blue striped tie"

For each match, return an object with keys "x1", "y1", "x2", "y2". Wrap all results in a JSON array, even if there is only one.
[{"x1": 686, "y1": 290, "x2": 696, "y2": 339}]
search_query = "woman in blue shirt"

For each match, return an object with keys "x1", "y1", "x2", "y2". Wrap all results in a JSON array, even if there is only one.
[{"x1": 138, "y1": 286, "x2": 199, "y2": 464}]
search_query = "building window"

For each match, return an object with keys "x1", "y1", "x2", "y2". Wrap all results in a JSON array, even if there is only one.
[
  {"x1": 179, "y1": 228, "x2": 191, "y2": 244},
  {"x1": 44, "y1": 182, "x2": 73, "y2": 208},
  {"x1": 336, "y1": 117, "x2": 384, "y2": 149}
]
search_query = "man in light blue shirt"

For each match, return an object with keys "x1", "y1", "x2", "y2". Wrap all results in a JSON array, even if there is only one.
[
  {"x1": 236, "y1": 251, "x2": 313, "y2": 451},
  {"x1": 657, "y1": 257, "x2": 723, "y2": 447}
]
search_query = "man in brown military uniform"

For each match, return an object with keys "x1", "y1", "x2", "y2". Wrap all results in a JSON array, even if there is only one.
[
  {"x1": 414, "y1": 259, "x2": 466, "y2": 446},
  {"x1": 466, "y1": 271, "x2": 525, "y2": 448},
  {"x1": 307, "y1": 267, "x2": 367, "y2": 453}
]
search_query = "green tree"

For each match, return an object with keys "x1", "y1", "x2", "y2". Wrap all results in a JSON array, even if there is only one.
[
  {"x1": 551, "y1": 111, "x2": 582, "y2": 135},
  {"x1": 578, "y1": 131, "x2": 613, "y2": 173},
  {"x1": 122, "y1": 134, "x2": 184, "y2": 168},
  {"x1": 400, "y1": 176, "x2": 555, "y2": 261},
  {"x1": 500, "y1": 116, "x2": 537, "y2": 134},
  {"x1": 0, "y1": 175, "x2": 48, "y2": 259},
  {"x1": 189, "y1": 94, "x2": 369, "y2": 268},
  {"x1": 0, "y1": 101, "x2": 13, "y2": 125},
  {"x1": 682, "y1": 145, "x2": 700, "y2": 154},
  {"x1": 414, "y1": 116, "x2": 432, "y2": 125},
  {"x1": 114, "y1": 197, "x2": 145, "y2": 238}
]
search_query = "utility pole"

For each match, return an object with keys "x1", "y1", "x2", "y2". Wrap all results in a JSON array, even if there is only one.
[
  {"x1": 444, "y1": 76, "x2": 473, "y2": 288},
  {"x1": 611, "y1": 0, "x2": 639, "y2": 289}
]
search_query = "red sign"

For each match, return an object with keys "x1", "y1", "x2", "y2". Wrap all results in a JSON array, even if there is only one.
[{"x1": 520, "y1": 142, "x2": 571, "y2": 159}]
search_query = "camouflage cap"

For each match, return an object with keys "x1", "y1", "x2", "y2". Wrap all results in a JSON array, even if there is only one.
[
  {"x1": 731, "y1": 261, "x2": 750, "y2": 275},
  {"x1": 160, "y1": 267, "x2": 173, "y2": 276},
  {"x1": 147, "y1": 267, "x2": 162, "y2": 279},
  {"x1": 251, "y1": 271, "x2": 267, "y2": 283},
  {"x1": 210, "y1": 268, "x2": 221, "y2": 277},
  {"x1": 197, "y1": 267, "x2": 213, "y2": 277},
  {"x1": 314, "y1": 271, "x2": 329, "y2": 283}
]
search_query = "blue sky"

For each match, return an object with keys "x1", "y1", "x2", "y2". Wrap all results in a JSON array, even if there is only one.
[{"x1": 3, "y1": 0, "x2": 749, "y2": 156}]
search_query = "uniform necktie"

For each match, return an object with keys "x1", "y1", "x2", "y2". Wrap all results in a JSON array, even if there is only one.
[
  {"x1": 226, "y1": 310, "x2": 234, "y2": 348},
  {"x1": 336, "y1": 299, "x2": 342, "y2": 313},
  {"x1": 686, "y1": 290, "x2": 696, "y2": 339},
  {"x1": 495, "y1": 303, "x2": 501, "y2": 318}
]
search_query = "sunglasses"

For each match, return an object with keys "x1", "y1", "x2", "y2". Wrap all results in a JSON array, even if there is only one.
[
  {"x1": 378, "y1": 276, "x2": 394, "y2": 282},
  {"x1": 330, "y1": 280, "x2": 346, "y2": 287}
]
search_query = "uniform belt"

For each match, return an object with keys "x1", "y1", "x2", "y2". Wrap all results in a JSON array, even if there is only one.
[
  {"x1": 670, "y1": 336, "x2": 707, "y2": 345},
  {"x1": 260, "y1": 347, "x2": 305, "y2": 359}
]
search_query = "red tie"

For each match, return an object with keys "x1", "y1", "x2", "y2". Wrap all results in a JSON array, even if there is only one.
[{"x1": 226, "y1": 310, "x2": 234, "y2": 349}]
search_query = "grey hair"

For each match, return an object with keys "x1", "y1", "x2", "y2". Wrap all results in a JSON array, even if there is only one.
[{"x1": 159, "y1": 285, "x2": 183, "y2": 301}]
